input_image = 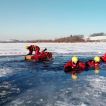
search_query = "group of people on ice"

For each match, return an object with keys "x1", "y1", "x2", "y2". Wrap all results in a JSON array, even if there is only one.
[
  {"x1": 25, "y1": 44, "x2": 106, "y2": 80},
  {"x1": 64, "y1": 54, "x2": 106, "y2": 80}
]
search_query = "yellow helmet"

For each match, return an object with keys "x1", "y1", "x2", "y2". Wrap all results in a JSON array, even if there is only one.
[
  {"x1": 94, "y1": 56, "x2": 100, "y2": 62},
  {"x1": 72, "y1": 56, "x2": 78, "y2": 63}
]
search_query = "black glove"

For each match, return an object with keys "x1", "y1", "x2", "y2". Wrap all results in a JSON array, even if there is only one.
[{"x1": 43, "y1": 48, "x2": 47, "y2": 52}]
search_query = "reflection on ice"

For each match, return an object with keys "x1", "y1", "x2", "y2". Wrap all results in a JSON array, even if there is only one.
[{"x1": 6, "y1": 76, "x2": 106, "y2": 106}]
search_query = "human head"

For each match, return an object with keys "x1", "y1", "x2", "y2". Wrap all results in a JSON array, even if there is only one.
[
  {"x1": 72, "y1": 56, "x2": 78, "y2": 64},
  {"x1": 94, "y1": 56, "x2": 100, "y2": 62}
]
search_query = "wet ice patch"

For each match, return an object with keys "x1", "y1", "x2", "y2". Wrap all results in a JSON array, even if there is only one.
[
  {"x1": 0, "y1": 68, "x2": 13, "y2": 77},
  {"x1": 52, "y1": 76, "x2": 106, "y2": 106},
  {"x1": 5, "y1": 75, "x2": 106, "y2": 106},
  {"x1": 0, "y1": 81, "x2": 20, "y2": 105}
]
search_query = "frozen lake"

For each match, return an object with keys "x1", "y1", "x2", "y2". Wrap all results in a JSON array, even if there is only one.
[
  {"x1": 0, "y1": 42, "x2": 106, "y2": 56},
  {"x1": 0, "y1": 43, "x2": 106, "y2": 106}
]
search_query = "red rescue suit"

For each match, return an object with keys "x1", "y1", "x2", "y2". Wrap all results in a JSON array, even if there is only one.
[
  {"x1": 101, "y1": 53, "x2": 106, "y2": 62},
  {"x1": 85, "y1": 60, "x2": 100, "y2": 70},
  {"x1": 64, "y1": 61, "x2": 86, "y2": 75},
  {"x1": 31, "y1": 46, "x2": 41, "y2": 61}
]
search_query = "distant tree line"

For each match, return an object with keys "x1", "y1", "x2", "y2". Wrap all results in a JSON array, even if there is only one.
[
  {"x1": 54, "y1": 35, "x2": 85, "y2": 42},
  {"x1": 0, "y1": 32, "x2": 106, "y2": 43},
  {"x1": 90, "y1": 32, "x2": 105, "y2": 37}
]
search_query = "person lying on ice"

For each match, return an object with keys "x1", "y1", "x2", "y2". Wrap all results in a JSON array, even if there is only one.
[
  {"x1": 64, "y1": 56, "x2": 86, "y2": 80},
  {"x1": 85, "y1": 54, "x2": 106, "y2": 70},
  {"x1": 85, "y1": 56, "x2": 101, "y2": 71}
]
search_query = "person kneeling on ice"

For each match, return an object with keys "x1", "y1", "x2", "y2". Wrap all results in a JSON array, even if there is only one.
[
  {"x1": 64, "y1": 56, "x2": 86, "y2": 80},
  {"x1": 85, "y1": 56, "x2": 101, "y2": 72},
  {"x1": 25, "y1": 44, "x2": 48, "y2": 61}
]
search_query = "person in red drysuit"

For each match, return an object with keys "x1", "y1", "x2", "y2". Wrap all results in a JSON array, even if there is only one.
[
  {"x1": 31, "y1": 46, "x2": 48, "y2": 61},
  {"x1": 85, "y1": 56, "x2": 101, "y2": 71},
  {"x1": 31, "y1": 46, "x2": 41, "y2": 61},
  {"x1": 64, "y1": 56, "x2": 86, "y2": 79}
]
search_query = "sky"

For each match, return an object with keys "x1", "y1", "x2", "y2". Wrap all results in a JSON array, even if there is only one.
[{"x1": 0, "y1": 0, "x2": 106, "y2": 40}]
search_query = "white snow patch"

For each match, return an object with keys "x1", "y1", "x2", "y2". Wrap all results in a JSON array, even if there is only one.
[{"x1": 0, "y1": 42, "x2": 106, "y2": 56}]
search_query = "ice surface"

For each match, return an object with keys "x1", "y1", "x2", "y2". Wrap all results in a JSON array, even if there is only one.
[
  {"x1": 6, "y1": 76, "x2": 106, "y2": 106},
  {"x1": 0, "y1": 43, "x2": 106, "y2": 106},
  {"x1": 0, "y1": 42, "x2": 106, "y2": 56},
  {"x1": 0, "y1": 68, "x2": 13, "y2": 77}
]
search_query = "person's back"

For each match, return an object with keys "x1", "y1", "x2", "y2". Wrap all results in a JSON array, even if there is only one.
[
  {"x1": 85, "y1": 60, "x2": 95, "y2": 69},
  {"x1": 34, "y1": 46, "x2": 40, "y2": 55},
  {"x1": 31, "y1": 45, "x2": 40, "y2": 61}
]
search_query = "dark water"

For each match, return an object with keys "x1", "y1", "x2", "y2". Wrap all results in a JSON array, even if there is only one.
[{"x1": 0, "y1": 54, "x2": 106, "y2": 106}]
